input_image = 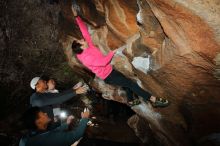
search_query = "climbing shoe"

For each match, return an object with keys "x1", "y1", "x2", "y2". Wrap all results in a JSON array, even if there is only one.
[
  {"x1": 152, "y1": 97, "x2": 169, "y2": 108},
  {"x1": 128, "y1": 99, "x2": 141, "y2": 107}
]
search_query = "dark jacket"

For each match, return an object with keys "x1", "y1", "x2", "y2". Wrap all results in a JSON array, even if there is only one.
[
  {"x1": 30, "y1": 89, "x2": 76, "y2": 118},
  {"x1": 21, "y1": 118, "x2": 89, "y2": 146}
]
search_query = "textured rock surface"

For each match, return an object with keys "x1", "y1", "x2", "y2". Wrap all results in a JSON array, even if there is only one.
[
  {"x1": 60, "y1": 0, "x2": 220, "y2": 145},
  {"x1": 127, "y1": 114, "x2": 153, "y2": 143},
  {"x1": 1, "y1": 0, "x2": 220, "y2": 145}
]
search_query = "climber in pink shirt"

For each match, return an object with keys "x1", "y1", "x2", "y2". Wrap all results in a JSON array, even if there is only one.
[{"x1": 71, "y1": 6, "x2": 169, "y2": 107}]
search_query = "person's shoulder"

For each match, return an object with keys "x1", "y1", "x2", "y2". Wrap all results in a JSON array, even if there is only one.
[
  {"x1": 19, "y1": 136, "x2": 28, "y2": 146},
  {"x1": 19, "y1": 131, "x2": 37, "y2": 146},
  {"x1": 30, "y1": 92, "x2": 39, "y2": 105},
  {"x1": 30, "y1": 92, "x2": 38, "y2": 98},
  {"x1": 30, "y1": 92, "x2": 46, "y2": 100},
  {"x1": 25, "y1": 133, "x2": 44, "y2": 146}
]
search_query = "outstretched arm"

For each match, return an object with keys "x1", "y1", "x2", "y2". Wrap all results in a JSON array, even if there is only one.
[
  {"x1": 34, "y1": 118, "x2": 89, "y2": 146},
  {"x1": 40, "y1": 110, "x2": 90, "y2": 146},
  {"x1": 31, "y1": 89, "x2": 76, "y2": 107},
  {"x1": 31, "y1": 86, "x2": 87, "y2": 107},
  {"x1": 76, "y1": 16, "x2": 93, "y2": 46},
  {"x1": 75, "y1": 16, "x2": 93, "y2": 46},
  {"x1": 71, "y1": 6, "x2": 93, "y2": 47}
]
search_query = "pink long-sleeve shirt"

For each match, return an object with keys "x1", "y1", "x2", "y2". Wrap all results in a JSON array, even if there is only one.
[{"x1": 75, "y1": 16, "x2": 114, "y2": 80}]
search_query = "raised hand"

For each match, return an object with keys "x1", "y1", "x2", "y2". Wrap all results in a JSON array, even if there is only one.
[
  {"x1": 66, "y1": 115, "x2": 74, "y2": 125},
  {"x1": 73, "y1": 81, "x2": 83, "y2": 89},
  {"x1": 71, "y1": 5, "x2": 78, "y2": 17},
  {"x1": 75, "y1": 86, "x2": 88, "y2": 94},
  {"x1": 81, "y1": 108, "x2": 90, "y2": 118}
]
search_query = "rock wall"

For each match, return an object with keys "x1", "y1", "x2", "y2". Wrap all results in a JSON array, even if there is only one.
[
  {"x1": 60, "y1": 0, "x2": 220, "y2": 145},
  {"x1": 0, "y1": 0, "x2": 219, "y2": 145}
]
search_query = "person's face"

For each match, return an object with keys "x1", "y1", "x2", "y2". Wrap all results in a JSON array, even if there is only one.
[
  {"x1": 77, "y1": 39, "x2": 88, "y2": 50},
  {"x1": 36, "y1": 79, "x2": 47, "y2": 91},
  {"x1": 47, "y1": 79, "x2": 55, "y2": 90},
  {"x1": 35, "y1": 111, "x2": 51, "y2": 130}
]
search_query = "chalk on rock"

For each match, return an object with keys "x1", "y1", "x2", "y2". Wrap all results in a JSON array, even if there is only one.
[
  {"x1": 132, "y1": 56, "x2": 150, "y2": 74},
  {"x1": 115, "y1": 45, "x2": 126, "y2": 56}
]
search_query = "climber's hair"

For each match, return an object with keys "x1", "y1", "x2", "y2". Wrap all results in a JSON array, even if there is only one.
[
  {"x1": 22, "y1": 106, "x2": 41, "y2": 130},
  {"x1": 72, "y1": 40, "x2": 83, "y2": 54}
]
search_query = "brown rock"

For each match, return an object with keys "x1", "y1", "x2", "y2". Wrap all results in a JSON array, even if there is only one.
[
  {"x1": 59, "y1": 0, "x2": 220, "y2": 145},
  {"x1": 127, "y1": 114, "x2": 153, "y2": 143}
]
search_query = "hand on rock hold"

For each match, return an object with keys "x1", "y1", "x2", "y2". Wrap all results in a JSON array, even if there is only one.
[
  {"x1": 73, "y1": 81, "x2": 83, "y2": 89},
  {"x1": 75, "y1": 86, "x2": 88, "y2": 94},
  {"x1": 81, "y1": 108, "x2": 90, "y2": 118},
  {"x1": 71, "y1": 5, "x2": 78, "y2": 17}
]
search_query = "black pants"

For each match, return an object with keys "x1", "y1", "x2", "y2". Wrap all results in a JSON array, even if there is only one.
[{"x1": 104, "y1": 69, "x2": 151, "y2": 101}]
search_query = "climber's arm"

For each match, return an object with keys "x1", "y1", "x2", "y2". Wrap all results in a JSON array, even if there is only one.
[
  {"x1": 75, "y1": 16, "x2": 93, "y2": 46},
  {"x1": 71, "y1": 6, "x2": 93, "y2": 46}
]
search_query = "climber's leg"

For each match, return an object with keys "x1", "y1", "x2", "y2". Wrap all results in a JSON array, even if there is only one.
[
  {"x1": 121, "y1": 87, "x2": 134, "y2": 101},
  {"x1": 122, "y1": 87, "x2": 141, "y2": 106},
  {"x1": 104, "y1": 69, "x2": 169, "y2": 107},
  {"x1": 104, "y1": 69, "x2": 151, "y2": 101}
]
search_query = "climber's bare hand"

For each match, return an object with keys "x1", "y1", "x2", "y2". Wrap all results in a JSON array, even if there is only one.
[
  {"x1": 71, "y1": 6, "x2": 78, "y2": 17},
  {"x1": 81, "y1": 108, "x2": 90, "y2": 118},
  {"x1": 75, "y1": 86, "x2": 87, "y2": 94}
]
